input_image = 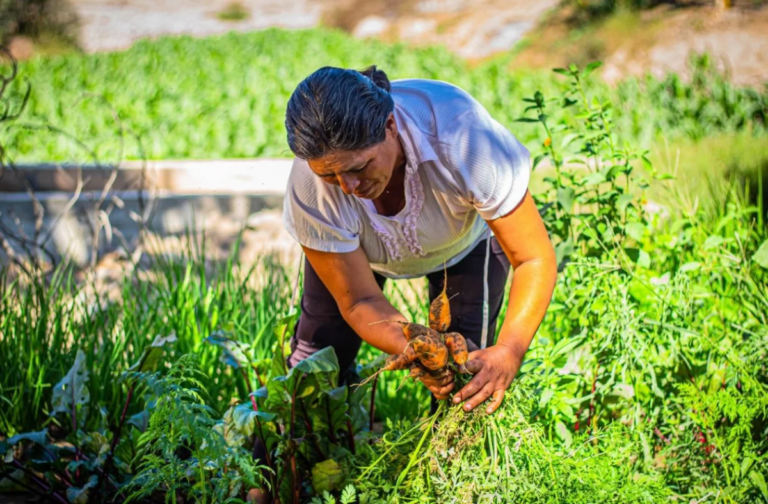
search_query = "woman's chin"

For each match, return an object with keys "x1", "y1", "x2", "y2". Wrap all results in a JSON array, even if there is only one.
[{"x1": 356, "y1": 184, "x2": 380, "y2": 199}]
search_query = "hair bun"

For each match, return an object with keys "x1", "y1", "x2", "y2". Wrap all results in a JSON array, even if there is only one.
[{"x1": 360, "y1": 65, "x2": 391, "y2": 92}]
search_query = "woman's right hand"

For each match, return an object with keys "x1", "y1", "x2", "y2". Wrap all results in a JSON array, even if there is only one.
[{"x1": 419, "y1": 369, "x2": 455, "y2": 400}]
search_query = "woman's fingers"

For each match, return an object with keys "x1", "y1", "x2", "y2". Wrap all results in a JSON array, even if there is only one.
[
  {"x1": 453, "y1": 371, "x2": 486, "y2": 404},
  {"x1": 486, "y1": 389, "x2": 505, "y2": 414},
  {"x1": 420, "y1": 373, "x2": 454, "y2": 388},
  {"x1": 461, "y1": 383, "x2": 494, "y2": 412},
  {"x1": 464, "y1": 355, "x2": 483, "y2": 375}
]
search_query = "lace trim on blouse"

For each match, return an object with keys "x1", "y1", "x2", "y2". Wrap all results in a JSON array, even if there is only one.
[{"x1": 368, "y1": 163, "x2": 426, "y2": 261}]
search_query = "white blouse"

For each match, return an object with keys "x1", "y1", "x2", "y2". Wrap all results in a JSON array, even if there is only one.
[{"x1": 282, "y1": 78, "x2": 531, "y2": 279}]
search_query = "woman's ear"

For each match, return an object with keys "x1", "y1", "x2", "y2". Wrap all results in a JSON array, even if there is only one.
[{"x1": 385, "y1": 112, "x2": 398, "y2": 139}]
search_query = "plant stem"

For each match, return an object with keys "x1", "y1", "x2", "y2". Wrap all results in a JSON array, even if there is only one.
[
  {"x1": 369, "y1": 373, "x2": 378, "y2": 436},
  {"x1": 11, "y1": 459, "x2": 69, "y2": 504},
  {"x1": 0, "y1": 470, "x2": 64, "y2": 504},
  {"x1": 100, "y1": 381, "x2": 135, "y2": 490},
  {"x1": 345, "y1": 418, "x2": 356, "y2": 455}
]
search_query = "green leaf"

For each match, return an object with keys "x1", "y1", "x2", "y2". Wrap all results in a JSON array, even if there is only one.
[
  {"x1": 624, "y1": 222, "x2": 645, "y2": 241},
  {"x1": 617, "y1": 193, "x2": 634, "y2": 211},
  {"x1": 741, "y1": 457, "x2": 755, "y2": 477},
  {"x1": 539, "y1": 389, "x2": 554, "y2": 408},
  {"x1": 628, "y1": 279, "x2": 654, "y2": 305},
  {"x1": 554, "y1": 421, "x2": 572, "y2": 447},
  {"x1": 340, "y1": 484, "x2": 357, "y2": 504},
  {"x1": 7, "y1": 429, "x2": 48, "y2": 447},
  {"x1": 679, "y1": 262, "x2": 701, "y2": 273},
  {"x1": 532, "y1": 153, "x2": 548, "y2": 170},
  {"x1": 750, "y1": 471, "x2": 768, "y2": 499},
  {"x1": 555, "y1": 240, "x2": 575, "y2": 268},
  {"x1": 583, "y1": 61, "x2": 603, "y2": 76},
  {"x1": 232, "y1": 402, "x2": 276, "y2": 437},
  {"x1": 52, "y1": 350, "x2": 90, "y2": 424},
  {"x1": 514, "y1": 117, "x2": 539, "y2": 123},
  {"x1": 128, "y1": 333, "x2": 178, "y2": 373},
  {"x1": 625, "y1": 248, "x2": 650, "y2": 269},
  {"x1": 753, "y1": 240, "x2": 768, "y2": 269},
  {"x1": 206, "y1": 331, "x2": 250, "y2": 369},
  {"x1": 312, "y1": 459, "x2": 344, "y2": 493},
  {"x1": 67, "y1": 475, "x2": 98, "y2": 504},
  {"x1": 557, "y1": 187, "x2": 576, "y2": 212},
  {"x1": 582, "y1": 172, "x2": 606, "y2": 186},
  {"x1": 703, "y1": 235, "x2": 725, "y2": 250}
]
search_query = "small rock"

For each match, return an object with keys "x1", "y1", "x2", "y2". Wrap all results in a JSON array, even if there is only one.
[
  {"x1": 353, "y1": 16, "x2": 390, "y2": 39},
  {"x1": 246, "y1": 488, "x2": 270, "y2": 504},
  {"x1": 398, "y1": 17, "x2": 437, "y2": 40},
  {"x1": 7, "y1": 36, "x2": 35, "y2": 61}
]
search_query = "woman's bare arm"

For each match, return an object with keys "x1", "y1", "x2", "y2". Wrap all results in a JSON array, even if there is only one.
[
  {"x1": 301, "y1": 245, "x2": 455, "y2": 398},
  {"x1": 302, "y1": 245, "x2": 409, "y2": 355}
]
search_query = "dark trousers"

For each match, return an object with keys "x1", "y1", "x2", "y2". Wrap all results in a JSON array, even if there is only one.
[{"x1": 288, "y1": 237, "x2": 511, "y2": 378}]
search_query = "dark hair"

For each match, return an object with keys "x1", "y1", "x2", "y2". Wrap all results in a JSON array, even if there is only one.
[{"x1": 285, "y1": 65, "x2": 394, "y2": 160}]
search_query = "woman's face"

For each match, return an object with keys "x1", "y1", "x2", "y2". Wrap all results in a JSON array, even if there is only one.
[{"x1": 307, "y1": 113, "x2": 403, "y2": 200}]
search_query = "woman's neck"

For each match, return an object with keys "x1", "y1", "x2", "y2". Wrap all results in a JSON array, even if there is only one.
[{"x1": 372, "y1": 139, "x2": 408, "y2": 217}]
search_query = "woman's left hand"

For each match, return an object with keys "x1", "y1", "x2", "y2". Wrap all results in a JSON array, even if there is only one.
[{"x1": 452, "y1": 343, "x2": 523, "y2": 414}]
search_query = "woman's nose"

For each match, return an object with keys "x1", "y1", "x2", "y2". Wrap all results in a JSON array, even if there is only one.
[{"x1": 337, "y1": 174, "x2": 360, "y2": 195}]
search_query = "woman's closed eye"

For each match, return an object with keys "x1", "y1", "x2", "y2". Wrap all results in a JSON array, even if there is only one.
[{"x1": 321, "y1": 163, "x2": 368, "y2": 181}]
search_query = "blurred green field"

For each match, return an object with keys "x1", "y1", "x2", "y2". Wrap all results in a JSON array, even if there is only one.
[
  {"x1": 3, "y1": 28, "x2": 765, "y2": 165},
  {"x1": 1, "y1": 27, "x2": 767, "y2": 504}
]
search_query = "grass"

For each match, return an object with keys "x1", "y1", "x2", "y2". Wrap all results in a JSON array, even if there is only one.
[{"x1": 648, "y1": 131, "x2": 768, "y2": 213}]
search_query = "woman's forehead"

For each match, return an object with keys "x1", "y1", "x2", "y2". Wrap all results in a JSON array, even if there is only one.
[{"x1": 307, "y1": 146, "x2": 376, "y2": 174}]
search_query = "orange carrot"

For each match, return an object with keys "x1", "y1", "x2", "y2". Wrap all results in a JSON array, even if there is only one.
[
  {"x1": 382, "y1": 345, "x2": 418, "y2": 371},
  {"x1": 429, "y1": 267, "x2": 451, "y2": 332},
  {"x1": 444, "y1": 332, "x2": 469, "y2": 373},
  {"x1": 368, "y1": 320, "x2": 431, "y2": 342},
  {"x1": 411, "y1": 333, "x2": 449, "y2": 370},
  {"x1": 409, "y1": 365, "x2": 425, "y2": 380}
]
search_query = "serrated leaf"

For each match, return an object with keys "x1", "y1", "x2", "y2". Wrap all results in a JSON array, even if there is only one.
[
  {"x1": 52, "y1": 350, "x2": 90, "y2": 424},
  {"x1": 340, "y1": 484, "x2": 357, "y2": 504},
  {"x1": 753, "y1": 240, "x2": 768, "y2": 269}
]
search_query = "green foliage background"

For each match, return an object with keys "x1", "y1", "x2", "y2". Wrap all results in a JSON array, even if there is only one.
[{"x1": 2, "y1": 28, "x2": 766, "y2": 163}]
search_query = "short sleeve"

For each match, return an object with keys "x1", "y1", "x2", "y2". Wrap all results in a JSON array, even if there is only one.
[
  {"x1": 282, "y1": 158, "x2": 361, "y2": 253},
  {"x1": 442, "y1": 110, "x2": 531, "y2": 221}
]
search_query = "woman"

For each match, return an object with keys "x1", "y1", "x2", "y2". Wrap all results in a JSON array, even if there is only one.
[{"x1": 282, "y1": 65, "x2": 557, "y2": 414}]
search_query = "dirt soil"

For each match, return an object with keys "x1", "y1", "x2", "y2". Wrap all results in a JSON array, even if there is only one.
[
  {"x1": 513, "y1": 3, "x2": 768, "y2": 87},
  {"x1": 63, "y1": 0, "x2": 559, "y2": 59},
  {"x1": 15, "y1": 1, "x2": 764, "y2": 85}
]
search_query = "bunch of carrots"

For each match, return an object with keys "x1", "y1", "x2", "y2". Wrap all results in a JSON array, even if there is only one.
[{"x1": 370, "y1": 274, "x2": 471, "y2": 382}]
